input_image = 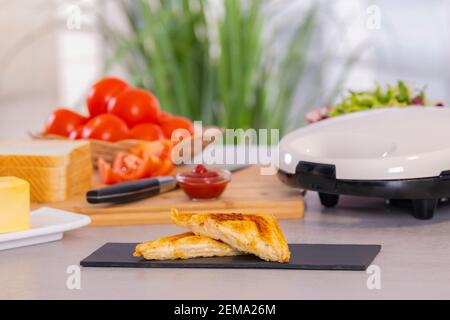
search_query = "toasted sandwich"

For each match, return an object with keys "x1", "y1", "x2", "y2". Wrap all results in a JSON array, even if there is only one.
[
  {"x1": 134, "y1": 232, "x2": 243, "y2": 260},
  {"x1": 171, "y1": 209, "x2": 291, "y2": 263}
]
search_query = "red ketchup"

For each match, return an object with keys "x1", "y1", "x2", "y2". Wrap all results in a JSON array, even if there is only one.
[{"x1": 176, "y1": 165, "x2": 231, "y2": 200}]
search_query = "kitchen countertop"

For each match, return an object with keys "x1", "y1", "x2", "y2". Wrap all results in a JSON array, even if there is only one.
[{"x1": 1, "y1": 192, "x2": 450, "y2": 300}]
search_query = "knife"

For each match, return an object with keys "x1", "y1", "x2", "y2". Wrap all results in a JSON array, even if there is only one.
[
  {"x1": 86, "y1": 176, "x2": 177, "y2": 204},
  {"x1": 86, "y1": 164, "x2": 251, "y2": 205}
]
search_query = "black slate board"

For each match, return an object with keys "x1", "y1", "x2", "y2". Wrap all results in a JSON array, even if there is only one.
[{"x1": 80, "y1": 243, "x2": 381, "y2": 271}]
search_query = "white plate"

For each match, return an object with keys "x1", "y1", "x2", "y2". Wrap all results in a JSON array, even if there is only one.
[{"x1": 0, "y1": 207, "x2": 91, "y2": 251}]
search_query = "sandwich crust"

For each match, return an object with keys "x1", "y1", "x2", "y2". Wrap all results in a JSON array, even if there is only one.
[
  {"x1": 134, "y1": 232, "x2": 242, "y2": 260},
  {"x1": 171, "y1": 209, "x2": 291, "y2": 263}
]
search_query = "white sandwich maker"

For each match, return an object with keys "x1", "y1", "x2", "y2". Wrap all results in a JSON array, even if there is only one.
[{"x1": 277, "y1": 107, "x2": 450, "y2": 220}]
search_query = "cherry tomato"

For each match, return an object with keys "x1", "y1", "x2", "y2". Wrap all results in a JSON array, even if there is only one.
[
  {"x1": 87, "y1": 77, "x2": 129, "y2": 117},
  {"x1": 98, "y1": 157, "x2": 120, "y2": 185},
  {"x1": 112, "y1": 152, "x2": 153, "y2": 181},
  {"x1": 68, "y1": 125, "x2": 84, "y2": 140},
  {"x1": 107, "y1": 88, "x2": 161, "y2": 127},
  {"x1": 129, "y1": 123, "x2": 165, "y2": 141},
  {"x1": 82, "y1": 114, "x2": 129, "y2": 142},
  {"x1": 44, "y1": 109, "x2": 88, "y2": 137},
  {"x1": 160, "y1": 116, "x2": 194, "y2": 139},
  {"x1": 157, "y1": 111, "x2": 173, "y2": 124}
]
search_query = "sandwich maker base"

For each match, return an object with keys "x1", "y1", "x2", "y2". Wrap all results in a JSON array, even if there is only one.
[
  {"x1": 81, "y1": 243, "x2": 381, "y2": 271},
  {"x1": 278, "y1": 168, "x2": 449, "y2": 220},
  {"x1": 277, "y1": 107, "x2": 450, "y2": 220}
]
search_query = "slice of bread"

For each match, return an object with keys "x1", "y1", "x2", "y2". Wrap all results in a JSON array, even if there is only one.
[
  {"x1": 134, "y1": 232, "x2": 243, "y2": 260},
  {"x1": 0, "y1": 140, "x2": 91, "y2": 168},
  {"x1": 0, "y1": 140, "x2": 92, "y2": 202}
]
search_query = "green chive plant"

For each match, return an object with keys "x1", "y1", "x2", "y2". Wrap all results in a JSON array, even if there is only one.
[{"x1": 100, "y1": 0, "x2": 356, "y2": 135}]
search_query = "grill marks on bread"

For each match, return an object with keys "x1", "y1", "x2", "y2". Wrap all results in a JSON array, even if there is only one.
[{"x1": 171, "y1": 209, "x2": 291, "y2": 263}]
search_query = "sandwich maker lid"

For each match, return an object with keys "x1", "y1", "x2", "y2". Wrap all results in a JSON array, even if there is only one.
[{"x1": 277, "y1": 107, "x2": 450, "y2": 180}]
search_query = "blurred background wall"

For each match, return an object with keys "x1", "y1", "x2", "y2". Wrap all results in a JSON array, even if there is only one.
[
  {"x1": 0, "y1": 0, "x2": 101, "y2": 138},
  {"x1": 0, "y1": 0, "x2": 60, "y2": 138},
  {"x1": 337, "y1": 0, "x2": 450, "y2": 100},
  {"x1": 0, "y1": 0, "x2": 449, "y2": 138}
]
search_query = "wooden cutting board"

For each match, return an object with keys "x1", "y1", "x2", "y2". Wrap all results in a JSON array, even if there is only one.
[{"x1": 35, "y1": 166, "x2": 304, "y2": 226}]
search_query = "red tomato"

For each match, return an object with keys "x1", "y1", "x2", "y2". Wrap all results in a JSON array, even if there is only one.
[
  {"x1": 68, "y1": 125, "x2": 84, "y2": 140},
  {"x1": 82, "y1": 114, "x2": 129, "y2": 142},
  {"x1": 129, "y1": 124, "x2": 164, "y2": 141},
  {"x1": 87, "y1": 77, "x2": 129, "y2": 117},
  {"x1": 98, "y1": 140, "x2": 175, "y2": 184},
  {"x1": 112, "y1": 152, "x2": 153, "y2": 181},
  {"x1": 107, "y1": 88, "x2": 161, "y2": 127},
  {"x1": 134, "y1": 140, "x2": 173, "y2": 160},
  {"x1": 157, "y1": 111, "x2": 173, "y2": 124},
  {"x1": 98, "y1": 157, "x2": 119, "y2": 185},
  {"x1": 131, "y1": 140, "x2": 174, "y2": 175},
  {"x1": 44, "y1": 109, "x2": 88, "y2": 137},
  {"x1": 160, "y1": 116, "x2": 194, "y2": 139},
  {"x1": 151, "y1": 158, "x2": 174, "y2": 177}
]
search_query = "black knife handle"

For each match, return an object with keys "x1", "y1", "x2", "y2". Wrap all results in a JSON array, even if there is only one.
[{"x1": 86, "y1": 178, "x2": 172, "y2": 204}]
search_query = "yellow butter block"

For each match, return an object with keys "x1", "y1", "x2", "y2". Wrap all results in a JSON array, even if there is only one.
[{"x1": 0, "y1": 177, "x2": 30, "y2": 234}]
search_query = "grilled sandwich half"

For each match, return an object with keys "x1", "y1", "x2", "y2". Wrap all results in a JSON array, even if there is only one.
[
  {"x1": 134, "y1": 232, "x2": 242, "y2": 260},
  {"x1": 171, "y1": 209, "x2": 291, "y2": 263}
]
